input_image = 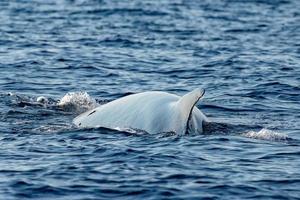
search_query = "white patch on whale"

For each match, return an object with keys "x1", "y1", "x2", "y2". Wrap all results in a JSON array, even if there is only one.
[{"x1": 73, "y1": 88, "x2": 208, "y2": 135}]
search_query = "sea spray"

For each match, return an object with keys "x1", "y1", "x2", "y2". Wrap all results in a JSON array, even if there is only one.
[{"x1": 58, "y1": 91, "x2": 98, "y2": 113}]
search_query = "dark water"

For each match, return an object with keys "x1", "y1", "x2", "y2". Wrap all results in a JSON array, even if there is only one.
[{"x1": 1, "y1": 0, "x2": 300, "y2": 199}]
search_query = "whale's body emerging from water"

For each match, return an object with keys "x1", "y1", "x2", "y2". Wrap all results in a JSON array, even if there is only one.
[{"x1": 73, "y1": 88, "x2": 208, "y2": 135}]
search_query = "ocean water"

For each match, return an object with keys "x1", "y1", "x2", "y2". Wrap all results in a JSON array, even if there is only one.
[{"x1": 1, "y1": 0, "x2": 300, "y2": 199}]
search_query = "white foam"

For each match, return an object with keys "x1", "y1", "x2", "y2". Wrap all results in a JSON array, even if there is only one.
[
  {"x1": 58, "y1": 91, "x2": 98, "y2": 113},
  {"x1": 242, "y1": 128, "x2": 289, "y2": 141},
  {"x1": 36, "y1": 96, "x2": 48, "y2": 104}
]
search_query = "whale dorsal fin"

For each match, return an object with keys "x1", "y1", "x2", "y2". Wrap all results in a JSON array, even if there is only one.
[{"x1": 176, "y1": 88, "x2": 205, "y2": 134}]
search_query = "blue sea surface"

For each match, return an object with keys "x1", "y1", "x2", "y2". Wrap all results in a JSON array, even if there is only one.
[{"x1": 1, "y1": 0, "x2": 300, "y2": 199}]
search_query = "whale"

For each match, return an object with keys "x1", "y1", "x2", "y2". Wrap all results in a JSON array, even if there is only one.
[{"x1": 73, "y1": 88, "x2": 208, "y2": 135}]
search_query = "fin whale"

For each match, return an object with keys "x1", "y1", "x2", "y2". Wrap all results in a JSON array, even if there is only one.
[{"x1": 73, "y1": 88, "x2": 208, "y2": 135}]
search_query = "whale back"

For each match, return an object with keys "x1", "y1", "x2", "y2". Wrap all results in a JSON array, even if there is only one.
[{"x1": 73, "y1": 88, "x2": 206, "y2": 135}]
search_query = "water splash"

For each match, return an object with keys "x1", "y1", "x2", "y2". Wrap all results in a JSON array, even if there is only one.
[
  {"x1": 36, "y1": 96, "x2": 48, "y2": 104},
  {"x1": 242, "y1": 128, "x2": 289, "y2": 141},
  {"x1": 58, "y1": 91, "x2": 98, "y2": 113}
]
